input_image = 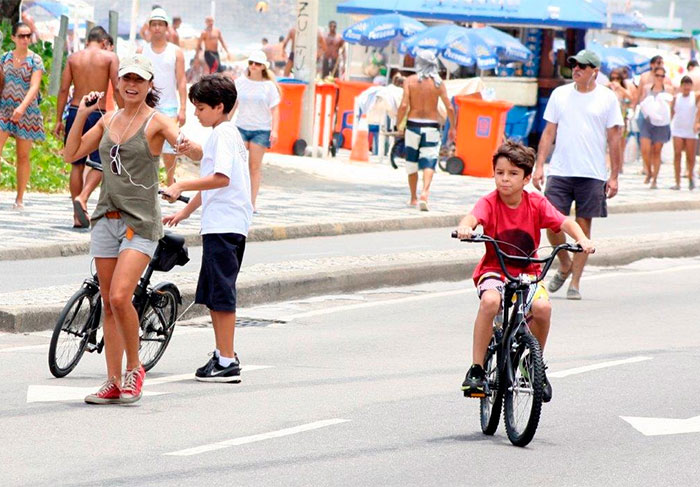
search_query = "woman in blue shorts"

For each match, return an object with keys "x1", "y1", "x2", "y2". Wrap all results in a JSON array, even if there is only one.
[{"x1": 234, "y1": 50, "x2": 280, "y2": 211}]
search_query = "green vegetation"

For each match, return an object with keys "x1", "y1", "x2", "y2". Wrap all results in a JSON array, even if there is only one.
[{"x1": 0, "y1": 21, "x2": 70, "y2": 193}]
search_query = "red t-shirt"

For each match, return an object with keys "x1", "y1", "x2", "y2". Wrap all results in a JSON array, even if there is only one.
[{"x1": 471, "y1": 190, "x2": 566, "y2": 283}]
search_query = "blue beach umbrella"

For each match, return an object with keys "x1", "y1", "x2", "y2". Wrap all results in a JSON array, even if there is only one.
[
  {"x1": 472, "y1": 26, "x2": 532, "y2": 63},
  {"x1": 400, "y1": 24, "x2": 498, "y2": 70},
  {"x1": 342, "y1": 13, "x2": 427, "y2": 47},
  {"x1": 588, "y1": 42, "x2": 650, "y2": 76}
]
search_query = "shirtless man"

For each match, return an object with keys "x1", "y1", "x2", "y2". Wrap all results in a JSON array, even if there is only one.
[
  {"x1": 171, "y1": 16, "x2": 182, "y2": 46},
  {"x1": 139, "y1": 8, "x2": 187, "y2": 186},
  {"x1": 197, "y1": 16, "x2": 230, "y2": 74},
  {"x1": 282, "y1": 26, "x2": 326, "y2": 77},
  {"x1": 396, "y1": 50, "x2": 456, "y2": 211},
  {"x1": 55, "y1": 26, "x2": 122, "y2": 228},
  {"x1": 271, "y1": 35, "x2": 287, "y2": 75},
  {"x1": 321, "y1": 21, "x2": 344, "y2": 78}
]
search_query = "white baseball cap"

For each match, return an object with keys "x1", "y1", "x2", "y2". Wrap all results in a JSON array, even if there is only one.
[
  {"x1": 248, "y1": 50, "x2": 270, "y2": 69},
  {"x1": 118, "y1": 54, "x2": 155, "y2": 80},
  {"x1": 149, "y1": 7, "x2": 169, "y2": 25}
]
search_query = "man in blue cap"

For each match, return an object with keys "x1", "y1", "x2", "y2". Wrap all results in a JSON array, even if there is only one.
[{"x1": 532, "y1": 49, "x2": 623, "y2": 300}]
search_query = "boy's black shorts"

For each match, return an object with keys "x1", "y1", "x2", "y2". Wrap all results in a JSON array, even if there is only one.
[{"x1": 195, "y1": 233, "x2": 246, "y2": 312}]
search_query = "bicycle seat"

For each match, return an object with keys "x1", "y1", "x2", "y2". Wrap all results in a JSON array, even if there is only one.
[
  {"x1": 152, "y1": 232, "x2": 189, "y2": 272},
  {"x1": 158, "y1": 232, "x2": 185, "y2": 251}
]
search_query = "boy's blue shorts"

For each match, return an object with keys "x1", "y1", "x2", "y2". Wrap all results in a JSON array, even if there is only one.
[{"x1": 195, "y1": 233, "x2": 246, "y2": 312}]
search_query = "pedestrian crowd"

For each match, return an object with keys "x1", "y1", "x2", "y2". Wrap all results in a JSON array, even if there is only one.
[{"x1": 602, "y1": 55, "x2": 700, "y2": 190}]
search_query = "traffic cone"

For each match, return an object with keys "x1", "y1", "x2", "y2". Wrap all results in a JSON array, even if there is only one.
[{"x1": 349, "y1": 114, "x2": 370, "y2": 162}]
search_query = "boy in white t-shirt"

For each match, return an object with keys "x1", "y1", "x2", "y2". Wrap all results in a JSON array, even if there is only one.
[{"x1": 162, "y1": 75, "x2": 253, "y2": 382}]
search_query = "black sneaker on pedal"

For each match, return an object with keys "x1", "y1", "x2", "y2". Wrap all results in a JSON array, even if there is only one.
[
  {"x1": 195, "y1": 353, "x2": 241, "y2": 383},
  {"x1": 461, "y1": 364, "x2": 488, "y2": 398}
]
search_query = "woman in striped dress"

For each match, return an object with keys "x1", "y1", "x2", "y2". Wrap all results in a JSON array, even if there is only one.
[{"x1": 0, "y1": 22, "x2": 45, "y2": 210}]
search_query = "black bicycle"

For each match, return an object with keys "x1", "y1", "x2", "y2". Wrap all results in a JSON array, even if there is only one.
[
  {"x1": 452, "y1": 231, "x2": 583, "y2": 447},
  {"x1": 49, "y1": 193, "x2": 191, "y2": 378}
]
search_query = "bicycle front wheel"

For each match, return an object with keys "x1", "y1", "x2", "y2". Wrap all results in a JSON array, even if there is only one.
[
  {"x1": 48, "y1": 286, "x2": 102, "y2": 378},
  {"x1": 503, "y1": 332, "x2": 544, "y2": 447},
  {"x1": 480, "y1": 333, "x2": 503, "y2": 435},
  {"x1": 139, "y1": 286, "x2": 178, "y2": 371}
]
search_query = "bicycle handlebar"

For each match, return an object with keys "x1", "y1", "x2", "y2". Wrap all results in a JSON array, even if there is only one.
[
  {"x1": 451, "y1": 231, "x2": 583, "y2": 284},
  {"x1": 158, "y1": 190, "x2": 190, "y2": 204}
]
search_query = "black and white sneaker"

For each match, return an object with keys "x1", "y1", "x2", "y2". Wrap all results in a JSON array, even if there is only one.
[
  {"x1": 196, "y1": 352, "x2": 218, "y2": 377},
  {"x1": 195, "y1": 353, "x2": 241, "y2": 383}
]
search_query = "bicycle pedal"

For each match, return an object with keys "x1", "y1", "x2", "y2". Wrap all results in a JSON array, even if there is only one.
[
  {"x1": 462, "y1": 388, "x2": 487, "y2": 398},
  {"x1": 86, "y1": 343, "x2": 99, "y2": 353}
]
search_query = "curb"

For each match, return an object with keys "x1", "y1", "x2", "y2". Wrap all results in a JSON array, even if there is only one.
[
  {"x1": 3, "y1": 199, "x2": 700, "y2": 261},
  {"x1": 4, "y1": 231, "x2": 700, "y2": 333}
]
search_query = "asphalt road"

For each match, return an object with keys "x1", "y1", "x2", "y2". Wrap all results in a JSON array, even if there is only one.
[
  {"x1": 2, "y1": 209, "x2": 700, "y2": 293},
  {"x1": 1, "y1": 256, "x2": 699, "y2": 486}
]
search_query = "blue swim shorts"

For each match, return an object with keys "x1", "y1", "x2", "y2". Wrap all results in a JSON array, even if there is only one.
[{"x1": 404, "y1": 120, "x2": 441, "y2": 175}]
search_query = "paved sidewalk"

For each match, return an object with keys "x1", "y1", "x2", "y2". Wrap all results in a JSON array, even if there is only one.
[
  {"x1": 4, "y1": 229, "x2": 700, "y2": 332},
  {"x1": 1, "y1": 150, "x2": 699, "y2": 260}
]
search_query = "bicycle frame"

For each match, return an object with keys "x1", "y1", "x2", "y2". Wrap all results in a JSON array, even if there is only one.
[{"x1": 497, "y1": 278, "x2": 533, "y2": 389}]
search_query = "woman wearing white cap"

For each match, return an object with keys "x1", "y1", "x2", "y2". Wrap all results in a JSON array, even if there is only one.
[
  {"x1": 63, "y1": 54, "x2": 201, "y2": 405},
  {"x1": 234, "y1": 49, "x2": 280, "y2": 211}
]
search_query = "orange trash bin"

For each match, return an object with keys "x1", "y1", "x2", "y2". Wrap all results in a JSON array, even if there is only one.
[
  {"x1": 452, "y1": 96, "x2": 513, "y2": 177},
  {"x1": 334, "y1": 79, "x2": 372, "y2": 149},
  {"x1": 269, "y1": 81, "x2": 307, "y2": 155}
]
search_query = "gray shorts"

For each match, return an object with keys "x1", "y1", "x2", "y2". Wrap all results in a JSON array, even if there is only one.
[
  {"x1": 640, "y1": 118, "x2": 671, "y2": 144},
  {"x1": 90, "y1": 217, "x2": 159, "y2": 259},
  {"x1": 545, "y1": 176, "x2": 607, "y2": 219}
]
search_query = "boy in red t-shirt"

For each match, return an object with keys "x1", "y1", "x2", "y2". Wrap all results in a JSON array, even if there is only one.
[{"x1": 456, "y1": 141, "x2": 595, "y2": 401}]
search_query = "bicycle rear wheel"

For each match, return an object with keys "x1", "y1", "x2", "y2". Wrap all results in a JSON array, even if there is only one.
[
  {"x1": 480, "y1": 332, "x2": 503, "y2": 435},
  {"x1": 503, "y1": 332, "x2": 544, "y2": 447},
  {"x1": 139, "y1": 286, "x2": 178, "y2": 371},
  {"x1": 48, "y1": 286, "x2": 102, "y2": 378}
]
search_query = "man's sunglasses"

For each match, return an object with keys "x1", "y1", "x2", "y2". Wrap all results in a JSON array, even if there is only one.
[
  {"x1": 655, "y1": 74, "x2": 665, "y2": 78},
  {"x1": 15, "y1": 33, "x2": 32, "y2": 40},
  {"x1": 570, "y1": 61, "x2": 593, "y2": 70},
  {"x1": 248, "y1": 61, "x2": 264, "y2": 67}
]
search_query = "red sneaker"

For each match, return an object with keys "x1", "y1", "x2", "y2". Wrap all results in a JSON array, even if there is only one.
[
  {"x1": 120, "y1": 364, "x2": 146, "y2": 403},
  {"x1": 85, "y1": 380, "x2": 122, "y2": 405}
]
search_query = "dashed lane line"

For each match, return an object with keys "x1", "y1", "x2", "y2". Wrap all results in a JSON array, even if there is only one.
[
  {"x1": 164, "y1": 419, "x2": 351, "y2": 456},
  {"x1": 549, "y1": 356, "x2": 652, "y2": 378}
]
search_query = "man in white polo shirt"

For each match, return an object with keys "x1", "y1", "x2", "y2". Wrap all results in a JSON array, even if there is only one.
[
  {"x1": 139, "y1": 7, "x2": 186, "y2": 186},
  {"x1": 533, "y1": 49, "x2": 623, "y2": 300}
]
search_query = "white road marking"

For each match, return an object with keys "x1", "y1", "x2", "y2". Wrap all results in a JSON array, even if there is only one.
[
  {"x1": 164, "y1": 418, "x2": 350, "y2": 456},
  {"x1": 146, "y1": 365, "x2": 273, "y2": 386},
  {"x1": 281, "y1": 261, "x2": 700, "y2": 321},
  {"x1": 27, "y1": 385, "x2": 168, "y2": 403},
  {"x1": 549, "y1": 356, "x2": 652, "y2": 378},
  {"x1": 284, "y1": 288, "x2": 472, "y2": 320},
  {"x1": 0, "y1": 328, "x2": 209, "y2": 354},
  {"x1": 621, "y1": 415, "x2": 700, "y2": 436},
  {"x1": 26, "y1": 366, "x2": 273, "y2": 402},
  {"x1": 0, "y1": 344, "x2": 49, "y2": 353}
]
